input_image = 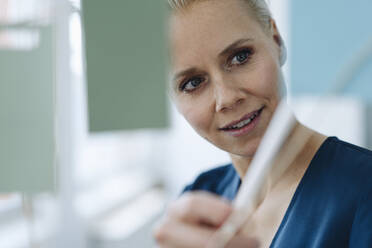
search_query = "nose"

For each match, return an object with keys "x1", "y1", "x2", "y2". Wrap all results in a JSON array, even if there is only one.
[{"x1": 214, "y1": 78, "x2": 245, "y2": 112}]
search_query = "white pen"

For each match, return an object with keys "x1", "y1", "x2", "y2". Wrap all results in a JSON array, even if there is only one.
[{"x1": 207, "y1": 100, "x2": 296, "y2": 248}]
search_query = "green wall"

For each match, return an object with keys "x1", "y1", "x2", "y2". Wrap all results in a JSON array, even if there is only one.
[{"x1": 83, "y1": 0, "x2": 169, "y2": 132}]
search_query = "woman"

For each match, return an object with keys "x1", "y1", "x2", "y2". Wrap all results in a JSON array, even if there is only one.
[{"x1": 154, "y1": 0, "x2": 372, "y2": 247}]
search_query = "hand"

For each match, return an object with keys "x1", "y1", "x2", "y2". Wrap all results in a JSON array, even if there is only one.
[{"x1": 154, "y1": 191, "x2": 260, "y2": 248}]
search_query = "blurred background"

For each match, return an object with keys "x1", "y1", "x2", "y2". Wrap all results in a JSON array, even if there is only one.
[{"x1": 0, "y1": 0, "x2": 371, "y2": 247}]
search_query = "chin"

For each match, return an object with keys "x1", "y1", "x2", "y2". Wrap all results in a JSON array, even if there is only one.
[
  {"x1": 242, "y1": 136, "x2": 263, "y2": 156},
  {"x1": 235, "y1": 145, "x2": 259, "y2": 157},
  {"x1": 222, "y1": 138, "x2": 261, "y2": 158}
]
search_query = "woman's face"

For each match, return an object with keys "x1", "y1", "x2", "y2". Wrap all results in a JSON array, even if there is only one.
[{"x1": 169, "y1": 0, "x2": 284, "y2": 157}]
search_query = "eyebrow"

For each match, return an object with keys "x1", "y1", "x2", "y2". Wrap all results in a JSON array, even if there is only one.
[
  {"x1": 173, "y1": 67, "x2": 200, "y2": 82},
  {"x1": 173, "y1": 38, "x2": 254, "y2": 82},
  {"x1": 218, "y1": 38, "x2": 254, "y2": 58}
]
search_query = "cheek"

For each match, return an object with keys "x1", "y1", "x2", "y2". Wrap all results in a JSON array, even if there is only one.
[
  {"x1": 176, "y1": 98, "x2": 213, "y2": 135},
  {"x1": 254, "y1": 57, "x2": 281, "y2": 102}
]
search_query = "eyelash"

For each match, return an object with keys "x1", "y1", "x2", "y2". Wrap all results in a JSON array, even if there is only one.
[
  {"x1": 227, "y1": 47, "x2": 254, "y2": 67},
  {"x1": 179, "y1": 76, "x2": 205, "y2": 92},
  {"x1": 179, "y1": 47, "x2": 254, "y2": 93}
]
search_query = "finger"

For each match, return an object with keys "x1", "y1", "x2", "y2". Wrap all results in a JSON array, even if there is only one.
[
  {"x1": 154, "y1": 217, "x2": 215, "y2": 248},
  {"x1": 226, "y1": 234, "x2": 260, "y2": 248},
  {"x1": 206, "y1": 233, "x2": 260, "y2": 248},
  {"x1": 168, "y1": 191, "x2": 232, "y2": 227}
]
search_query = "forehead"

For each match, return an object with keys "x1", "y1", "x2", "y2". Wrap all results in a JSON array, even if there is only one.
[{"x1": 169, "y1": 0, "x2": 264, "y2": 68}]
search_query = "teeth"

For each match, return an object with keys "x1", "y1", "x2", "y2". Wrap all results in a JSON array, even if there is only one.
[
  {"x1": 230, "y1": 113, "x2": 257, "y2": 129},
  {"x1": 233, "y1": 119, "x2": 251, "y2": 129}
]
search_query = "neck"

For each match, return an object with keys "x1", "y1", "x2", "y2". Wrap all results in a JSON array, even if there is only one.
[{"x1": 230, "y1": 121, "x2": 327, "y2": 193}]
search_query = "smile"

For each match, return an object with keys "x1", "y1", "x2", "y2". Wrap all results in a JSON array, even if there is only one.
[{"x1": 219, "y1": 106, "x2": 264, "y2": 137}]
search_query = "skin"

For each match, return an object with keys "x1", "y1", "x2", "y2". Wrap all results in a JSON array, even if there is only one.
[
  {"x1": 169, "y1": 0, "x2": 282, "y2": 166},
  {"x1": 154, "y1": 0, "x2": 327, "y2": 247},
  {"x1": 154, "y1": 192, "x2": 260, "y2": 248}
]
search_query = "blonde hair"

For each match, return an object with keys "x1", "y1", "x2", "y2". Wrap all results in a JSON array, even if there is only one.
[
  {"x1": 167, "y1": 0, "x2": 287, "y2": 66},
  {"x1": 167, "y1": 0, "x2": 272, "y2": 32}
]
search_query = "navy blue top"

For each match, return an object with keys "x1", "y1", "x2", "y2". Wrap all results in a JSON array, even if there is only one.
[{"x1": 183, "y1": 137, "x2": 372, "y2": 247}]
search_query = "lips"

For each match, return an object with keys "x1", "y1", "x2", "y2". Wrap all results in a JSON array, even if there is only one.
[{"x1": 219, "y1": 106, "x2": 264, "y2": 134}]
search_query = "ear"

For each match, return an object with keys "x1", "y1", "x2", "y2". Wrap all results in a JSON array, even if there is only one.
[{"x1": 270, "y1": 19, "x2": 287, "y2": 66}]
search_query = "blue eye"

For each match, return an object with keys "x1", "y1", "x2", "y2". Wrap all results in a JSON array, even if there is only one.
[
  {"x1": 180, "y1": 77, "x2": 204, "y2": 92},
  {"x1": 230, "y1": 48, "x2": 253, "y2": 66}
]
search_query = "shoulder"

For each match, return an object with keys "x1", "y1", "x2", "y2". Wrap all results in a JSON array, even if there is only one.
[
  {"x1": 323, "y1": 137, "x2": 372, "y2": 178},
  {"x1": 326, "y1": 136, "x2": 372, "y2": 158},
  {"x1": 182, "y1": 164, "x2": 240, "y2": 200},
  {"x1": 316, "y1": 137, "x2": 372, "y2": 198},
  {"x1": 321, "y1": 138, "x2": 372, "y2": 246}
]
